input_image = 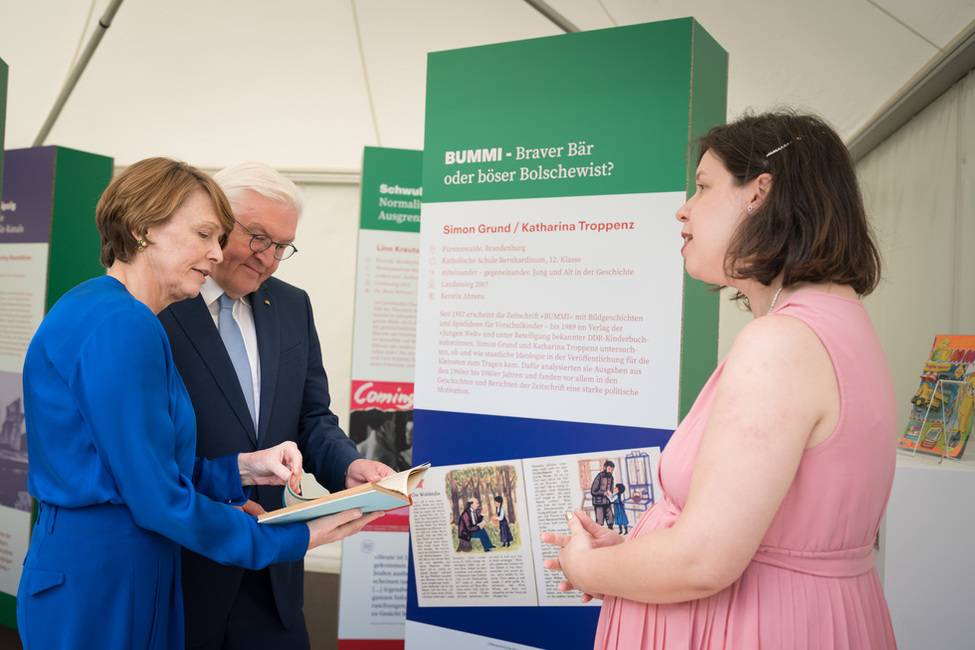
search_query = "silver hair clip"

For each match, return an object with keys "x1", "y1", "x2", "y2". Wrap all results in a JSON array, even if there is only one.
[{"x1": 765, "y1": 136, "x2": 801, "y2": 158}]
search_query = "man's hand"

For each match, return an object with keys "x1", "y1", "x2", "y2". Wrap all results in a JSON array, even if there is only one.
[
  {"x1": 238, "y1": 441, "x2": 302, "y2": 492},
  {"x1": 345, "y1": 458, "x2": 396, "y2": 488}
]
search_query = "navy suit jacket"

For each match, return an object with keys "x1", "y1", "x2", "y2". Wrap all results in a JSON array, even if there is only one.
[{"x1": 159, "y1": 276, "x2": 362, "y2": 645}]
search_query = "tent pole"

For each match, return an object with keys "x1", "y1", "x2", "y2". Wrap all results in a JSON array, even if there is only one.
[
  {"x1": 523, "y1": 0, "x2": 579, "y2": 33},
  {"x1": 847, "y1": 22, "x2": 975, "y2": 161},
  {"x1": 33, "y1": 0, "x2": 126, "y2": 146}
]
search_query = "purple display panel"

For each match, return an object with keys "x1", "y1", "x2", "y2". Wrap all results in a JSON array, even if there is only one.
[{"x1": 0, "y1": 147, "x2": 57, "y2": 244}]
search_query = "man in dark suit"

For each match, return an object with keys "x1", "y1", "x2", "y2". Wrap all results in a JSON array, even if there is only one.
[
  {"x1": 591, "y1": 460, "x2": 615, "y2": 529},
  {"x1": 159, "y1": 162, "x2": 394, "y2": 649}
]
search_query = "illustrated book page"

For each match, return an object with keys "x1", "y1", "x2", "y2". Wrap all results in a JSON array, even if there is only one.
[{"x1": 409, "y1": 447, "x2": 659, "y2": 607}]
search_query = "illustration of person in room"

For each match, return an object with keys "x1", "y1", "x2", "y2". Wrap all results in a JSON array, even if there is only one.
[{"x1": 610, "y1": 483, "x2": 629, "y2": 535}]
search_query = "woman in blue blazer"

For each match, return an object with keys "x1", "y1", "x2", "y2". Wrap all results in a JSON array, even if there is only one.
[{"x1": 17, "y1": 158, "x2": 382, "y2": 649}]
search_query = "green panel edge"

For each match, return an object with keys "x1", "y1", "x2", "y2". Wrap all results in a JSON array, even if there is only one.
[
  {"x1": 0, "y1": 592, "x2": 14, "y2": 630},
  {"x1": 359, "y1": 146, "x2": 423, "y2": 233},
  {"x1": 679, "y1": 21, "x2": 728, "y2": 422},
  {"x1": 423, "y1": 18, "x2": 701, "y2": 203},
  {"x1": 47, "y1": 147, "x2": 114, "y2": 312}
]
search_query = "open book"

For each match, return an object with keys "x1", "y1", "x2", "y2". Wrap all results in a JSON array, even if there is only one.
[
  {"x1": 258, "y1": 463, "x2": 430, "y2": 525},
  {"x1": 410, "y1": 448, "x2": 659, "y2": 607}
]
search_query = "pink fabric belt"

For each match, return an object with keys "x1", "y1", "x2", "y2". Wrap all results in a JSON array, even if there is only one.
[{"x1": 750, "y1": 544, "x2": 876, "y2": 578}]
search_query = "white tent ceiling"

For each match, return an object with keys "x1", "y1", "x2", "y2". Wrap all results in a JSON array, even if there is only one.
[{"x1": 2, "y1": 0, "x2": 974, "y2": 172}]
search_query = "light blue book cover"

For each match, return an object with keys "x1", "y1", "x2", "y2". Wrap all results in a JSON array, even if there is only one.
[{"x1": 258, "y1": 463, "x2": 429, "y2": 525}]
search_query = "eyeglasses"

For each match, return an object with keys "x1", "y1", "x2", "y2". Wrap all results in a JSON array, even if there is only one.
[{"x1": 235, "y1": 222, "x2": 298, "y2": 260}]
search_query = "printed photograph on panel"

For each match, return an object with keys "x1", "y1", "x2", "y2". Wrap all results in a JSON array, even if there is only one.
[
  {"x1": 0, "y1": 370, "x2": 30, "y2": 511},
  {"x1": 349, "y1": 408, "x2": 414, "y2": 472}
]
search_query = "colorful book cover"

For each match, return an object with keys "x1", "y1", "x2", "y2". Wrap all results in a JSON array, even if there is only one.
[{"x1": 897, "y1": 335, "x2": 975, "y2": 459}]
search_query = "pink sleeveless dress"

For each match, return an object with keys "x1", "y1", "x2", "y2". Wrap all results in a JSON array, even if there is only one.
[{"x1": 594, "y1": 292, "x2": 898, "y2": 649}]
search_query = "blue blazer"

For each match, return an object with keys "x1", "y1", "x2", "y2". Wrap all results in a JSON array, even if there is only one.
[{"x1": 159, "y1": 276, "x2": 362, "y2": 645}]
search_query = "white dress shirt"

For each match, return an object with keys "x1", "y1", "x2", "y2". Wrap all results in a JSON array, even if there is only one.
[{"x1": 201, "y1": 278, "x2": 262, "y2": 423}]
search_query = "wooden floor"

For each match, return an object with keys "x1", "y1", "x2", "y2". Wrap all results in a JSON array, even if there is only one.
[{"x1": 1, "y1": 571, "x2": 341, "y2": 650}]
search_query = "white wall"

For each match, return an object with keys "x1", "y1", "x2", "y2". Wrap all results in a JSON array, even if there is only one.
[
  {"x1": 273, "y1": 177, "x2": 362, "y2": 434},
  {"x1": 859, "y1": 68, "x2": 975, "y2": 432}
]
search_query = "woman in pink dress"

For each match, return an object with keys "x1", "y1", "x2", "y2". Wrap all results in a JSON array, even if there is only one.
[{"x1": 542, "y1": 110, "x2": 898, "y2": 649}]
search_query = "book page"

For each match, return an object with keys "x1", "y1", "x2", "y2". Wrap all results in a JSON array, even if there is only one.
[
  {"x1": 378, "y1": 462, "x2": 430, "y2": 495},
  {"x1": 410, "y1": 460, "x2": 537, "y2": 607},
  {"x1": 260, "y1": 485, "x2": 406, "y2": 525},
  {"x1": 410, "y1": 447, "x2": 659, "y2": 607},
  {"x1": 523, "y1": 447, "x2": 659, "y2": 606},
  {"x1": 283, "y1": 463, "x2": 429, "y2": 508},
  {"x1": 265, "y1": 464, "x2": 430, "y2": 524}
]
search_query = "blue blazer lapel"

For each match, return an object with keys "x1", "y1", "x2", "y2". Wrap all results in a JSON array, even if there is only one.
[
  {"x1": 168, "y1": 295, "x2": 258, "y2": 441},
  {"x1": 252, "y1": 284, "x2": 280, "y2": 446}
]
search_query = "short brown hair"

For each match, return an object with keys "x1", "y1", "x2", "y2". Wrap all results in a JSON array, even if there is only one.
[
  {"x1": 696, "y1": 110, "x2": 881, "y2": 297},
  {"x1": 95, "y1": 157, "x2": 235, "y2": 268}
]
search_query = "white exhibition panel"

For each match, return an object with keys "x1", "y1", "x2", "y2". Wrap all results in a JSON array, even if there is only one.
[{"x1": 415, "y1": 192, "x2": 686, "y2": 430}]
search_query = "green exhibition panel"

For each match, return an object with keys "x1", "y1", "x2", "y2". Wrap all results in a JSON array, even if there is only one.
[{"x1": 409, "y1": 19, "x2": 726, "y2": 648}]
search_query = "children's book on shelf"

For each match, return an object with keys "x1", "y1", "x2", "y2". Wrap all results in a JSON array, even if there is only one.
[
  {"x1": 258, "y1": 463, "x2": 430, "y2": 525},
  {"x1": 897, "y1": 335, "x2": 975, "y2": 459}
]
